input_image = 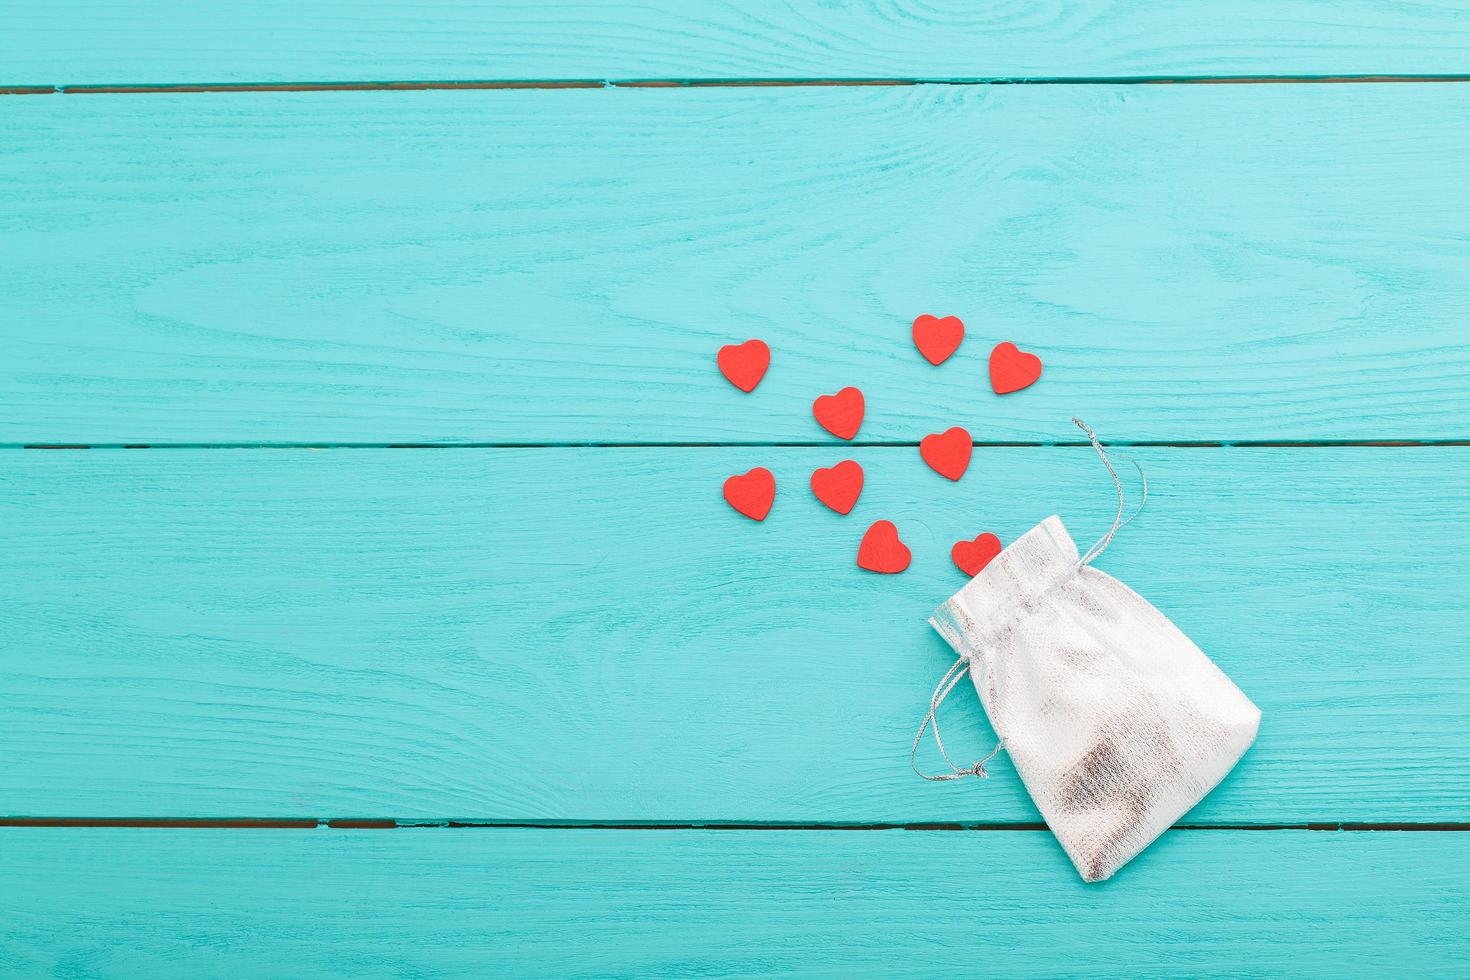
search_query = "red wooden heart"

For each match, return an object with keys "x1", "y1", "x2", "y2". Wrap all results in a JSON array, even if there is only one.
[
  {"x1": 812, "y1": 386, "x2": 865, "y2": 440},
  {"x1": 857, "y1": 520, "x2": 910, "y2": 574},
  {"x1": 952, "y1": 532, "x2": 1003, "y2": 577},
  {"x1": 810, "y1": 460, "x2": 863, "y2": 515},
  {"x1": 912, "y1": 314, "x2": 964, "y2": 365},
  {"x1": 989, "y1": 341, "x2": 1042, "y2": 394},
  {"x1": 919, "y1": 426, "x2": 972, "y2": 481},
  {"x1": 723, "y1": 466, "x2": 775, "y2": 521},
  {"x1": 717, "y1": 339, "x2": 770, "y2": 392}
]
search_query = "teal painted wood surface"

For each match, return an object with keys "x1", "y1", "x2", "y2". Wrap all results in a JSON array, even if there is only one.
[
  {"x1": 7, "y1": 5, "x2": 1470, "y2": 968},
  {"x1": 5, "y1": 87, "x2": 1470, "y2": 445},
  {"x1": 5, "y1": 447, "x2": 1466, "y2": 821},
  {"x1": 5, "y1": 1, "x2": 1470, "y2": 85},
  {"x1": 3, "y1": 829, "x2": 1468, "y2": 976}
]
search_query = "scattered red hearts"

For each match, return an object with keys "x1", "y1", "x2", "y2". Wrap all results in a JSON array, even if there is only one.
[
  {"x1": 952, "y1": 532, "x2": 1003, "y2": 577},
  {"x1": 717, "y1": 325, "x2": 1046, "y2": 576},
  {"x1": 718, "y1": 339, "x2": 771, "y2": 393},
  {"x1": 920, "y1": 426, "x2": 973, "y2": 481},
  {"x1": 810, "y1": 460, "x2": 864, "y2": 515},
  {"x1": 813, "y1": 386, "x2": 865, "y2": 441},
  {"x1": 857, "y1": 520, "x2": 911, "y2": 574},
  {"x1": 723, "y1": 466, "x2": 776, "y2": 521},
  {"x1": 989, "y1": 341, "x2": 1042, "y2": 394},
  {"x1": 912, "y1": 314, "x2": 964, "y2": 366}
]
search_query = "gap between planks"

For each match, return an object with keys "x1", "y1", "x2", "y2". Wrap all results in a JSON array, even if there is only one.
[
  {"x1": 5, "y1": 75, "x2": 1470, "y2": 95},
  {"x1": 11, "y1": 441, "x2": 1470, "y2": 450},
  {"x1": 2, "y1": 819, "x2": 1468, "y2": 831}
]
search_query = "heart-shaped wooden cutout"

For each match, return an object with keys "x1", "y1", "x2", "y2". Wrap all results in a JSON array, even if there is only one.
[
  {"x1": 723, "y1": 466, "x2": 775, "y2": 521},
  {"x1": 717, "y1": 339, "x2": 770, "y2": 392},
  {"x1": 989, "y1": 341, "x2": 1042, "y2": 394},
  {"x1": 857, "y1": 520, "x2": 910, "y2": 573},
  {"x1": 952, "y1": 532, "x2": 1003, "y2": 577},
  {"x1": 810, "y1": 460, "x2": 863, "y2": 515},
  {"x1": 920, "y1": 426, "x2": 972, "y2": 481},
  {"x1": 912, "y1": 314, "x2": 964, "y2": 366},
  {"x1": 813, "y1": 386, "x2": 865, "y2": 440}
]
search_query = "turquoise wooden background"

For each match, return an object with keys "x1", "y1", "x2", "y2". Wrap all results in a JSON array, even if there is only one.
[{"x1": 4, "y1": 2, "x2": 1470, "y2": 975}]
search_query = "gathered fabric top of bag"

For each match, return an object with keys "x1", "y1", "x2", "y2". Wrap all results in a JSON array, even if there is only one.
[{"x1": 931, "y1": 514, "x2": 1088, "y2": 659}]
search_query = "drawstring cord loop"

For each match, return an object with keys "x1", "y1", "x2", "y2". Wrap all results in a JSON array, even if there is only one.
[{"x1": 910, "y1": 658, "x2": 1005, "y2": 780}]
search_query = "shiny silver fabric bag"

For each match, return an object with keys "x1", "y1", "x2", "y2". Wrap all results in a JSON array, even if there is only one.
[{"x1": 917, "y1": 422, "x2": 1261, "y2": 882}]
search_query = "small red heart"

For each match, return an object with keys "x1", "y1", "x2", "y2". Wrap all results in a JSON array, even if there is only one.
[
  {"x1": 723, "y1": 466, "x2": 775, "y2": 521},
  {"x1": 717, "y1": 339, "x2": 770, "y2": 392},
  {"x1": 813, "y1": 386, "x2": 865, "y2": 440},
  {"x1": 920, "y1": 426, "x2": 972, "y2": 481},
  {"x1": 989, "y1": 341, "x2": 1042, "y2": 394},
  {"x1": 952, "y1": 532, "x2": 1003, "y2": 577},
  {"x1": 857, "y1": 520, "x2": 910, "y2": 574},
  {"x1": 810, "y1": 460, "x2": 863, "y2": 515},
  {"x1": 912, "y1": 314, "x2": 964, "y2": 366}
]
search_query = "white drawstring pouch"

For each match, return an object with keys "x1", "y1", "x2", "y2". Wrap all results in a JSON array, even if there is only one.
[{"x1": 917, "y1": 420, "x2": 1261, "y2": 882}]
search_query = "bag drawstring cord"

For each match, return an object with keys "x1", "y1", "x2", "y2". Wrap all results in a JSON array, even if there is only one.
[
  {"x1": 911, "y1": 656, "x2": 1005, "y2": 780},
  {"x1": 910, "y1": 418, "x2": 1147, "y2": 782},
  {"x1": 1074, "y1": 417, "x2": 1148, "y2": 565}
]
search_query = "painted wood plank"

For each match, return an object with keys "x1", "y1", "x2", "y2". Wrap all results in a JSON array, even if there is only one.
[
  {"x1": 5, "y1": 2, "x2": 1470, "y2": 86},
  {"x1": 3, "y1": 447, "x2": 1466, "y2": 820},
  {"x1": 6, "y1": 89, "x2": 1470, "y2": 445},
  {"x1": 2, "y1": 828, "x2": 1467, "y2": 975}
]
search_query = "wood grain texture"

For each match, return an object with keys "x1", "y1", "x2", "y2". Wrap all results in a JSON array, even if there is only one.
[
  {"x1": 2, "y1": 828, "x2": 1468, "y2": 976},
  {"x1": 4, "y1": 90, "x2": 1470, "y2": 446},
  {"x1": 4, "y1": 447, "x2": 1466, "y2": 820},
  {"x1": 5, "y1": 1, "x2": 1470, "y2": 85}
]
